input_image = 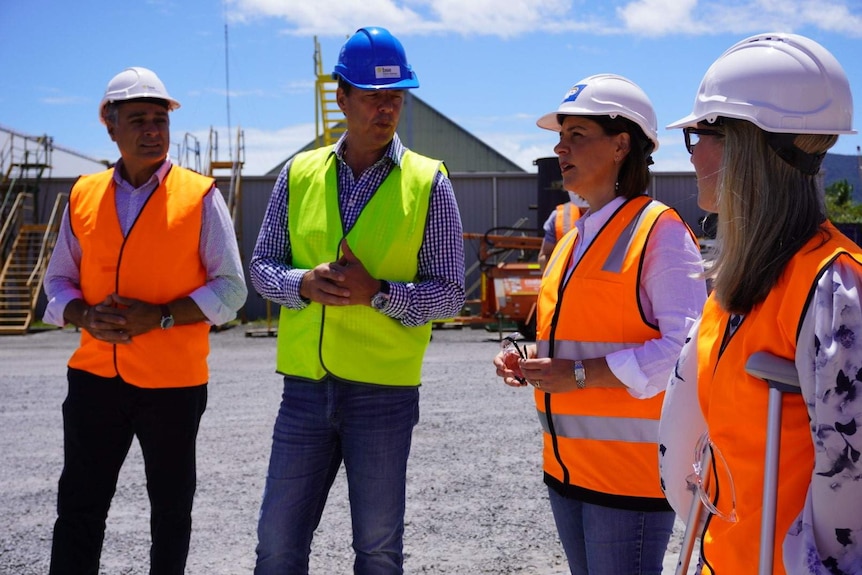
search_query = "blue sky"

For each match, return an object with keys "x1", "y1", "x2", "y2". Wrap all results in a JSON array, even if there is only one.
[{"x1": 2, "y1": 0, "x2": 861, "y2": 177}]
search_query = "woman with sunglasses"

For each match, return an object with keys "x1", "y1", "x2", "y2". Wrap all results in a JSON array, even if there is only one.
[
  {"x1": 494, "y1": 74, "x2": 707, "y2": 574},
  {"x1": 659, "y1": 33, "x2": 862, "y2": 575}
]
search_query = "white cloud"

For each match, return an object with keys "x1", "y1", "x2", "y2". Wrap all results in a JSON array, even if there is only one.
[
  {"x1": 618, "y1": 0, "x2": 862, "y2": 37},
  {"x1": 225, "y1": 0, "x2": 862, "y2": 38},
  {"x1": 617, "y1": 0, "x2": 700, "y2": 36}
]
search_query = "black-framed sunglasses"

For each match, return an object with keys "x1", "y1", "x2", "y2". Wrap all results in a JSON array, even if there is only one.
[{"x1": 683, "y1": 127, "x2": 724, "y2": 154}]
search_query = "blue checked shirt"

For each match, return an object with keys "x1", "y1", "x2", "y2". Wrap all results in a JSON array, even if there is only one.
[{"x1": 249, "y1": 133, "x2": 465, "y2": 327}]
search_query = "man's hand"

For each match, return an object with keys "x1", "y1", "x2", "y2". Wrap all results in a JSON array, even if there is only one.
[
  {"x1": 100, "y1": 293, "x2": 162, "y2": 338},
  {"x1": 77, "y1": 295, "x2": 132, "y2": 344},
  {"x1": 299, "y1": 239, "x2": 381, "y2": 307}
]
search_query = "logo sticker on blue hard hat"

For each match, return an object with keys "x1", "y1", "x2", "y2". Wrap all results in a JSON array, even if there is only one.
[
  {"x1": 562, "y1": 84, "x2": 587, "y2": 104},
  {"x1": 375, "y1": 66, "x2": 402, "y2": 80}
]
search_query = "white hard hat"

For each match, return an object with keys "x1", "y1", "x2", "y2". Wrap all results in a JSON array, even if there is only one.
[
  {"x1": 668, "y1": 33, "x2": 855, "y2": 134},
  {"x1": 98, "y1": 67, "x2": 180, "y2": 123},
  {"x1": 537, "y1": 73, "x2": 660, "y2": 153}
]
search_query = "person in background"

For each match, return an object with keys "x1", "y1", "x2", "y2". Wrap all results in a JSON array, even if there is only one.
[
  {"x1": 249, "y1": 27, "x2": 465, "y2": 575},
  {"x1": 538, "y1": 191, "x2": 588, "y2": 271},
  {"x1": 659, "y1": 33, "x2": 862, "y2": 575},
  {"x1": 494, "y1": 73, "x2": 707, "y2": 574},
  {"x1": 43, "y1": 66, "x2": 247, "y2": 574}
]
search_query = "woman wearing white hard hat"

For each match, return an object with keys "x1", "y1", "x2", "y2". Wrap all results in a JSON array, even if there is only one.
[
  {"x1": 493, "y1": 74, "x2": 707, "y2": 574},
  {"x1": 659, "y1": 33, "x2": 862, "y2": 575}
]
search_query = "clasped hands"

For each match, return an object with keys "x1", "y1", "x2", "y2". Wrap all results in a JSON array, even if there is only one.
[
  {"x1": 79, "y1": 293, "x2": 164, "y2": 344},
  {"x1": 300, "y1": 239, "x2": 380, "y2": 307}
]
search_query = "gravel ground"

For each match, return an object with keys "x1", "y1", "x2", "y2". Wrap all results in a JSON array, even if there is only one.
[{"x1": 0, "y1": 326, "x2": 691, "y2": 574}]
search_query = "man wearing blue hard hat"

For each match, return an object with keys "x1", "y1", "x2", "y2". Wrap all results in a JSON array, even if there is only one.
[{"x1": 250, "y1": 27, "x2": 465, "y2": 574}]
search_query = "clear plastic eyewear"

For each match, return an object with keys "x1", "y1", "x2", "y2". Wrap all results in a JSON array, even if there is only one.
[
  {"x1": 686, "y1": 431, "x2": 739, "y2": 524},
  {"x1": 500, "y1": 332, "x2": 527, "y2": 385}
]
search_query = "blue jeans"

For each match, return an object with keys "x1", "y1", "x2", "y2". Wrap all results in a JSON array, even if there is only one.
[
  {"x1": 548, "y1": 488, "x2": 674, "y2": 575},
  {"x1": 255, "y1": 376, "x2": 420, "y2": 575}
]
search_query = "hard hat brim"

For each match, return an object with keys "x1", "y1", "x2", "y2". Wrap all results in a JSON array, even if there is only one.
[
  {"x1": 334, "y1": 73, "x2": 419, "y2": 91},
  {"x1": 666, "y1": 114, "x2": 700, "y2": 130}
]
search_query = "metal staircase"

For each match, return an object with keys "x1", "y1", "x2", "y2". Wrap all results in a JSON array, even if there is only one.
[
  {"x1": 0, "y1": 197, "x2": 64, "y2": 333},
  {"x1": 0, "y1": 126, "x2": 58, "y2": 333},
  {"x1": 314, "y1": 36, "x2": 346, "y2": 147}
]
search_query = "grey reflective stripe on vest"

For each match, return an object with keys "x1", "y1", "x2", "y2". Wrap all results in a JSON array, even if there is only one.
[
  {"x1": 601, "y1": 200, "x2": 655, "y2": 274},
  {"x1": 537, "y1": 410, "x2": 660, "y2": 443},
  {"x1": 560, "y1": 203, "x2": 577, "y2": 235},
  {"x1": 536, "y1": 339, "x2": 641, "y2": 361}
]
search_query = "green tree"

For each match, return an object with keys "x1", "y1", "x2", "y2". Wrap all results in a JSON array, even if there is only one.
[{"x1": 825, "y1": 179, "x2": 862, "y2": 223}]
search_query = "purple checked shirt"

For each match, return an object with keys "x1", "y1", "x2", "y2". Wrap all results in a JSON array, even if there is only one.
[{"x1": 249, "y1": 133, "x2": 465, "y2": 327}]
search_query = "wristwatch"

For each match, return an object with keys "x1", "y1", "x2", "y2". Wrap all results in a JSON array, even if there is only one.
[
  {"x1": 159, "y1": 304, "x2": 175, "y2": 330},
  {"x1": 573, "y1": 360, "x2": 586, "y2": 389},
  {"x1": 370, "y1": 280, "x2": 391, "y2": 312}
]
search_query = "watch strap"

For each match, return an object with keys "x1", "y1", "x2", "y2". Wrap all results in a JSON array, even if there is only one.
[{"x1": 573, "y1": 360, "x2": 587, "y2": 389}]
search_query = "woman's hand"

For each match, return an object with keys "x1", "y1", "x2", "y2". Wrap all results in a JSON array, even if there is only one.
[
  {"x1": 519, "y1": 357, "x2": 580, "y2": 393},
  {"x1": 493, "y1": 349, "x2": 529, "y2": 387}
]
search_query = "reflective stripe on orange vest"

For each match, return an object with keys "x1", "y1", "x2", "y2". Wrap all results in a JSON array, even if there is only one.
[
  {"x1": 535, "y1": 196, "x2": 687, "y2": 505},
  {"x1": 696, "y1": 222, "x2": 862, "y2": 575},
  {"x1": 553, "y1": 202, "x2": 582, "y2": 242},
  {"x1": 67, "y1": 166, "x2": 213, "y2": 388}
]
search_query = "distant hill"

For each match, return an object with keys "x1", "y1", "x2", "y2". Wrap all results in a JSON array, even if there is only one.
[{"x1": 823, "y1": 152, "x2": 862, "y2": 200}]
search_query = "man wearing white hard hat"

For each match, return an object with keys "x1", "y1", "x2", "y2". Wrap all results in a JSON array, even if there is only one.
[{"x1": 43, "y1": 66, "x2": 247, "y2": 574}]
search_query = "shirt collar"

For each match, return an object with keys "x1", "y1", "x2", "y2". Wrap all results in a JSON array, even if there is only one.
[
  {"x1": 332, "y1": 132, "x2": 405, "y2": 168},
  {"x1": 112, "y1": 157, "x2": 172, "y2": 189},
  {"x1": 575, "y1": 195, "x2": 626, "y2": 238}
]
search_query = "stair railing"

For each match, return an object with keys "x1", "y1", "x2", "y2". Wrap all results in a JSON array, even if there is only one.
[
  {"x1": 28, "y1": 193, "x2": 67, "y2": 287},
  {"x1": 0, "y1": 192, "x2": 31, "y2": 261}
]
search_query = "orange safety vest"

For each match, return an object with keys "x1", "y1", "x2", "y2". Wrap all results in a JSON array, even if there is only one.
[
  {"x1": 67, "y1": 166, "x2": 213, "y2": 388},
  {"x1": 536, "y1": 196, "x2": 689, "y2": 508},
  {"x1": 696, "y1": 222, "x2": 862, "y2": 574},
  {"x1": 553, "y1": 202, "x2": 582, "y2": 242}
]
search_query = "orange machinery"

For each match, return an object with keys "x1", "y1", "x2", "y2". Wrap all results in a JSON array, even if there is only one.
[{"x1": 447, "y1": 231, "x2": 544, "y2": 338}]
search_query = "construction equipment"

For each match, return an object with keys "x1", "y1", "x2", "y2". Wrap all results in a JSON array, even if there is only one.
[
  {"x1": 206, "y1": 126, "x2": 245, "y2": 229},
  {"x1": 675, "y1": 352, "x2": 801, "y2": 575},
  {"x1": 445, "y1": 228, "x2": 543, "y2": 338}
]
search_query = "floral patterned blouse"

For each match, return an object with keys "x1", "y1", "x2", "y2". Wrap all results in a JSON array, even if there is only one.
[{"x1": 660, "y1": 259, "x2": 862, "y2": 575}]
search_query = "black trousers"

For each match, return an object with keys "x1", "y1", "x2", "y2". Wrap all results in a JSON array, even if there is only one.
[{"x1": 49, "y1": 368, "x2": 207, "y2": 575}]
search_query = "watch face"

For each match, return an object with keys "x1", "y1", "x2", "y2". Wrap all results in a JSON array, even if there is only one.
[
  {"x1": 160, "y1": 316, "x2": 175, "y2": 329},
  {"x1": 371, "y1": 292, "x2": 390, "y2": 311}
]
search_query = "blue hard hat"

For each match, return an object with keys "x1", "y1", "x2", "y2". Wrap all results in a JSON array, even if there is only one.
[{"x1": 332, "y1": 27, "x2": 419, "y2": 90}]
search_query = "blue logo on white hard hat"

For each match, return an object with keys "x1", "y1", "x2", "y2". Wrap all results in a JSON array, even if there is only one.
[{"x1": 562, "y1": 84, "x2": 587, "y2": 104}]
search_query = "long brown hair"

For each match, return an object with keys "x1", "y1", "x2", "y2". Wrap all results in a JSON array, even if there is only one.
[{"x1": 709, "y1": 118, "x2": 837, "y2": 313}]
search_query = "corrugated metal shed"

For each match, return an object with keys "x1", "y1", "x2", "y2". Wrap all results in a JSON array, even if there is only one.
[
  {"x1": 25, "y1": 170, "x2": 709, "y2": 323},
  {"x1": 267, "y1": 93, "x2": 524, "y2": 175}
]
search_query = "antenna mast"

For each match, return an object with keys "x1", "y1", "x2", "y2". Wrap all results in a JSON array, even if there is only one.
[{"x1": 224, "y1": 21, "x2": 233, "y2": 161}]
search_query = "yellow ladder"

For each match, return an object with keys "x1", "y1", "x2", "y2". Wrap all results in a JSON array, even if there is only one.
[{"x1": 314, "y1": 36, "x2": 346, "y2": 147}]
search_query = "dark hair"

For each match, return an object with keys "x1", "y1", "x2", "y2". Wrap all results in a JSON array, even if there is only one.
[
  {"x1": 102, "y1": 97, "x2": 170, "y2": 126},
  {"x1": 589, "y1": 115, "x2": 653, "y2": 199},
  {"x1": 337, "y1": 77, "x2": 352, "y2": 95}
]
